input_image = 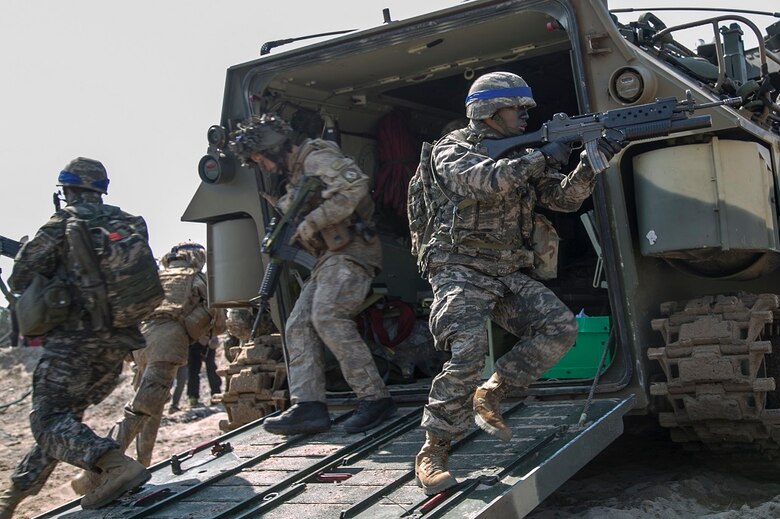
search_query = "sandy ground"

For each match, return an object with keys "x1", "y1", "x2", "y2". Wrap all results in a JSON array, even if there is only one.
[
  {"x1": 0, "y1": 346, "x2": 228, "y2": 519},
  {"x1": 4, "y1": 345, "x2": 780, "y2": 518}
]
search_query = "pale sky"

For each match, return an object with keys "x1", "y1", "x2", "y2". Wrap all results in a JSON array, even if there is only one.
[{"x1": 0, "y1": 0, "x2": 775, "y2": 276}]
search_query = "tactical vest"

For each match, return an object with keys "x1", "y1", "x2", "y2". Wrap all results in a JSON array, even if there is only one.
[
  {"x1": 289, "y1": 139, "x2": 376, "y2": 235},
  {"x1": 149, "y1": 267, "x2": 201, "y2": 322},
  {"x1": 432, "y1": 129, "x2": 528, "y2": 251}
]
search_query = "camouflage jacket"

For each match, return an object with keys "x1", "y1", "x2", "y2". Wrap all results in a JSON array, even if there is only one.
[
  {"x1": 425, "y1": 120, "x2": 597, "y2": 277},
  {"x1": 10, "y1": 196, "x2": 146, "y2": 349},
  {"x1": 279, "y1": 138, "x2": 382, "y2": 275}
]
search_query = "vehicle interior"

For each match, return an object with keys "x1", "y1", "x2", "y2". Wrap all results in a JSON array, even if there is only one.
[{"x1": 241, "y1": 6, "x2": 623, "y2": 400}]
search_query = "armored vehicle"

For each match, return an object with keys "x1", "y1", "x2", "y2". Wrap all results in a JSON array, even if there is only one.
[{"x1": 39, "y1": 1, "x2": 780, "y2": 518}]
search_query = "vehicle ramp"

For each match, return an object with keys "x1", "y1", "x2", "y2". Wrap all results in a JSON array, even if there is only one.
[{"x1": 35, "y1": 396, "x2": 633, "y2": 519}]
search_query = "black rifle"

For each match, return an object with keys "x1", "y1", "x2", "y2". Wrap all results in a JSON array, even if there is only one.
[
  {"x1": 250, "y1": 176, "x2": 322, "y2": 337},
  {"x1": 0, "y1": 236, "x2": 21, "y2": 259},
  {"x1": 0, "y1": 236, "x2": 22, "y2": 311},
  {"x1": 479, "y1": 91, "x2": 743, "y2": 173}
]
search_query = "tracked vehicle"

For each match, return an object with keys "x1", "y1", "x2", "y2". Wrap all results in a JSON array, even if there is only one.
[{"x1": 39, "y1": 1, "x2": 780, "y2": 517}]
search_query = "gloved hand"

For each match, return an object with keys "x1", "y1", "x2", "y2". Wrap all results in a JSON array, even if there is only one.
[
  {"x1": 595, "y1": 136, "x2": 626, "y2": 162},
  {"x1": 291, "y1": 218, "x2": 324, "y2": 252},
  {"x1": 540, "y1": 141, "x2": 573, "y2": 167}
]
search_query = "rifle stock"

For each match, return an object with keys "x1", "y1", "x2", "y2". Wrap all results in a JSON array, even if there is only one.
[{"x1": 479, "y1": 93, "x2": 741, "y2": 173}]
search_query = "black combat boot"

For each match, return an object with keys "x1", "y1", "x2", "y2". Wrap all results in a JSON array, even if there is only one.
[
  {"x1": 342, "y1": 397, "x2": 397, "y2": 433},
  {"x1": 263, "y1": 402, "x2": 331, "y2": 435}
]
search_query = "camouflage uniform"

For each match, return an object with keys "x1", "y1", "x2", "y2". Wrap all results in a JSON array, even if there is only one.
[
  {"x1": 281, "y1": 139, "x2": 389, "y2": 404},
  {"x1": 6, "y1": 190, "x2": 146, "y2": 494},
  {"x1": 118, "y1": 246, "x2": 225, "y2": 467},
  {"x1": 420, "y1": 120, "x2": 596, "y2": 439}
]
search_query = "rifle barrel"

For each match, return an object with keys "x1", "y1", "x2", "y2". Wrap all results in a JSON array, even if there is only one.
[{"x1": 0, "y1": 236, "x2": 22, "y2": 259}]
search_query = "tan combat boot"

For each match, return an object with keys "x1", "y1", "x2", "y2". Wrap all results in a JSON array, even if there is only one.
[
  {"x1": 80, "y1": 449, "x2": 151, "y2": 510},
  {"x1": 473, "y1": 372, "x2": 513, "y2": 442},
  {"x1": 415, "y1": 433, "x2": 458, "y2": 495},
  {"x1": 72, "y1": 407, "x2": 148, "y2": 495},
  {"x1": 0, "y1": 484, "x2": 26, "y2": 519}
]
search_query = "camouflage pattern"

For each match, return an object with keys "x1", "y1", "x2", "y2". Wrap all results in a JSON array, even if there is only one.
[
  {"x1": 421, "y1": 265, "x2": 578, "y2": 439},
  {"x1": 279, "y1": 138, "x2": 382, "y2": 274},
  {"x1": 277, "y1": 136, "x2": 388, "y2": 403},
  {"x1": 226, "y1": 308, "x2": 254, "y2": 341},
  {"x1": 285, "y1": 254, "x2": 390, "y2": 403},
  {"x1": 422, "y1": 120, "x2": 596, "y2": 277},
  {"x1": 419, "y1": 114, "x2": 598, "y2": 439},
  {"x1": 127, "y1": 357, "x2": 179, "y2": 466},
  {"x1": 5, "y1": 168, "x2": 146, "y2": 498},
  {"x1": 9, "y1": 332, "x2": 129, "y2": 493},
  {"x1": 151, "y1": 268, "x2": 202, "y2": 322},
  {"x1": 465, "y1": 72, "x2": 537, "y2": 120},
  {"x1": 57, "y1": 157, "x2": 110, "y2": 194},
  {"x1": 114, "y1": 245, "x2": 221, "y2": 467},
  {"x1": 10, "y1": 196, "x2": 149, "y2": 348}
]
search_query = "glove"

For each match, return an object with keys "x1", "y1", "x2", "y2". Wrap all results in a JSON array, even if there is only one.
[
  {"x1": 291, "y1": 218, "x2": 324, "y2": 252},
  {"x1": 595, "y1": 136, "x2": 626, "y2": 162},
  {"x1": 540, "y1": 141, "x2": 573, "y2": 167}
]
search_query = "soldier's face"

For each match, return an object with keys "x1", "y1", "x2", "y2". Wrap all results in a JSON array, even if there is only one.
[
  {"x1": 496, "y1": 106, "x2": 529, "y2": 134},
  {"x1": 249, "y1": 151, "x2": 278, "y2": 173}
]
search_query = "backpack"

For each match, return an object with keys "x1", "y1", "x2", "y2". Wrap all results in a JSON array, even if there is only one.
[
  {"x1": 64, "y1": 204, "x2": 164, "y2": 331},
  {"x1": 407, "y1": 139, "x2": 463, "y2": 275},
  {"x1": 153, "y1": 268, "x2": 213, "y2": 340},
  {"x1": 407, "y1": 141, "x2": 436, "y2": 274}
]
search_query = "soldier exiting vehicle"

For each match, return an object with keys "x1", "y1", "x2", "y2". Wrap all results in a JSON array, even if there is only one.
[
  {"x1": 410, "y1": 72, "x2": 626, "y2": 494},
  {"x1": 227, "y1": 113, "x2": 396, "y2": 435},
  {"x1": 0, "y1": 158, "x2": 155, "y2": 516}
]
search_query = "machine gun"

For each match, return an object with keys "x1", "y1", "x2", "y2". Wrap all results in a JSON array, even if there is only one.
[
  {"x1": 250, "y1": 176, "x2": 322, "y2": 337},
  {"x1": 479, "y1": 91, "x2": 743, "y2": 173}
]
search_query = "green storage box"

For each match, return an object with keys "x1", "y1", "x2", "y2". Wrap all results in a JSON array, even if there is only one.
[{"x1": 540, "y1": 316, "x2": 612, "y2": 380}]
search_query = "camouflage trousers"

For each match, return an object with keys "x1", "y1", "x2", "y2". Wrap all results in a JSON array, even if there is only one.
[
  {"x1": 421, "y1": 265, "x2": 578, "y2": 440},
  {"x1": 124, "y1": 359, "x2": 179, "y2": 466},
  {"x1": 10, "y1": 337, "x2": 127, "y2": 493},
  {"x1": 285, "y1": 254, "x2": 390, "y2": 403}
]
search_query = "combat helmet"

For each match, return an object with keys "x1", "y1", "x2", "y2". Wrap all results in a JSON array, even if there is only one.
[
  {"x1": 465, "y1": 72, "x2": 537, "y2": 120},
  {"x1": 57, "y1": 157, "x2": 110, "y2": 194},
  {"x1": 162, "y1": 241, "x2": 206, "y2": 270},
  {"x1": 228, "y1": 113, "x2": 293, "y2": 167}
]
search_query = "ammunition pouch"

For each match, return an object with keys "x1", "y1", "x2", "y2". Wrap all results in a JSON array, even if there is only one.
[
  {"x1": 16, "y1": 274, "x2": 71, "y2": 336},
  {"x1": 320, "y1": 220, "x2": 353, "y2": 252},
  {"x1": 528, "y1": 213, "x2": 560, "y2": 281}
]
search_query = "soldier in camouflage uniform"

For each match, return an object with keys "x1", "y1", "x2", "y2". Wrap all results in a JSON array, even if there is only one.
[
  {"x1": 227, "y1": 113, "x2": 396, "y2": 435},
  {"x1": 0, "y1": 158, "x2": 152, "y2": 517},
  {"x1": 413, "y1": 72, "x2": 626, "y2": 495},
  {"x1": 71, "y1": 242, "x2": 225, "y2": 494}
]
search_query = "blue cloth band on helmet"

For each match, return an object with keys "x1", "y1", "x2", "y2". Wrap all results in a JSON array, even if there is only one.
[
  {"x1": 58, "y1": 171, "x2": 82, "y2": 185},
  {"x1": 58, "y1": 171, "x2": 109, "y2": 191},
  {"x1": 91, "y1": 178, "x2": 109, "y2": 191},
  {"x1": 465, "y1": 86, "x2": 534, "y2": 104}
]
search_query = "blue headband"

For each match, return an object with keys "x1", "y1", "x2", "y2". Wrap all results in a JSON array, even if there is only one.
[
  {"x1": 465, "y1": 86, "x2": 534, "y2": 104},
  {"x1": 58, "y1": 170, "x2": 110, "y2": 191}
]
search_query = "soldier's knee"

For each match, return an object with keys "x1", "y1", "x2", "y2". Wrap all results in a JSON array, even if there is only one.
[{"x1": 557, "y1": 311, "x2": 578, "y2": 346}]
